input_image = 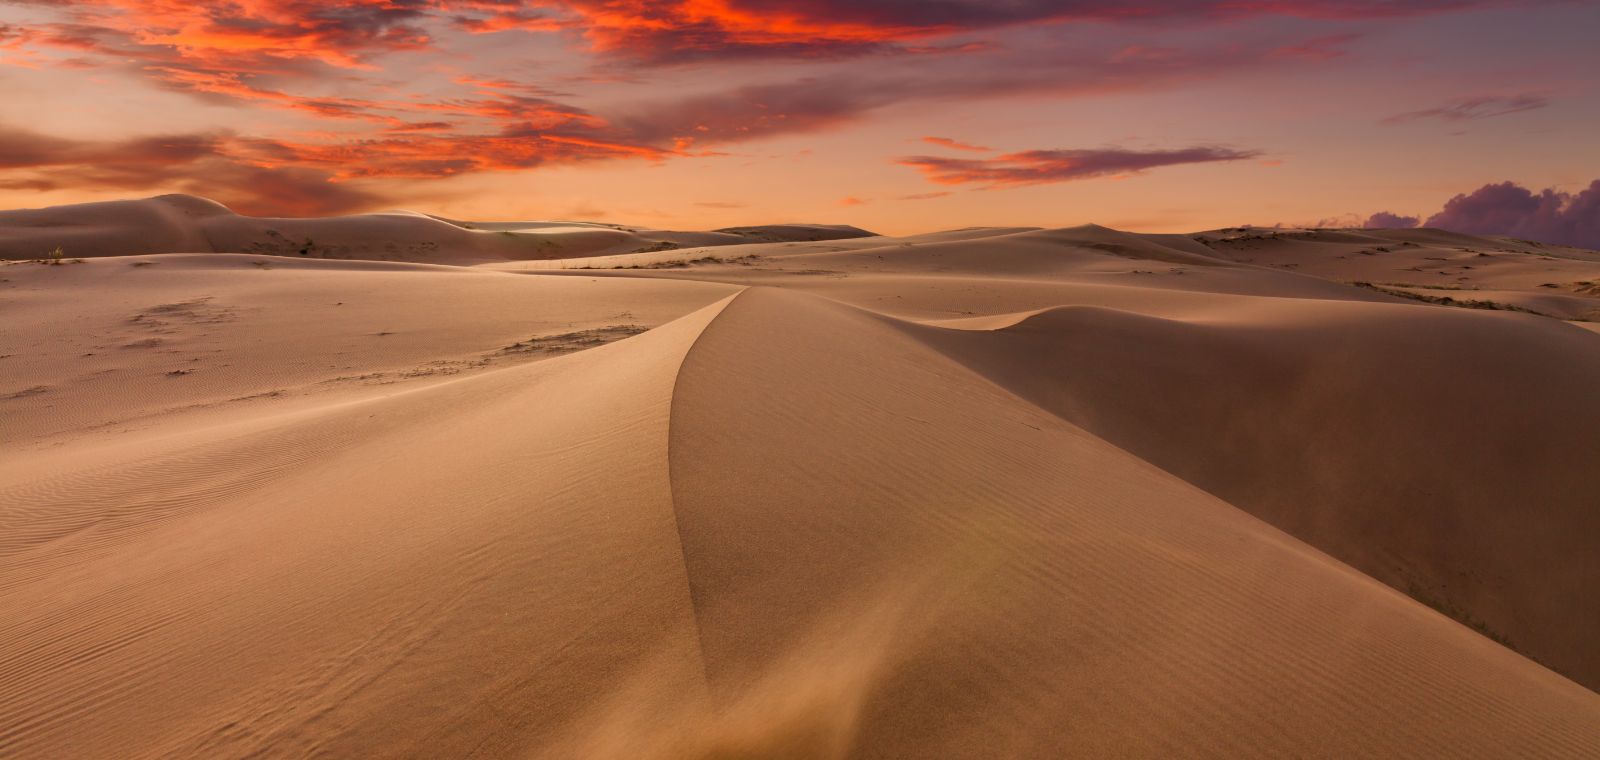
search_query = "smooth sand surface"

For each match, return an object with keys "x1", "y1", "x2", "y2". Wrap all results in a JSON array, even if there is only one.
[{"x1": 3, "y1": 199, "x2": 1598, "y2": 758}]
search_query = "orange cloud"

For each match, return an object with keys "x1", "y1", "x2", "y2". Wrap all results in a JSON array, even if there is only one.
[
  {"x1": 0, "y1": 0, "x2": 1550, "y2": 213},
  {"x1": 899, "y1": 146, "x2": 1262, "y2": 188},
  {"x1": 449, "y1": 1, "x2": 1549, "y2": 63},
  {"x1": 0, "y1": 125, "x2": 380, "y2": 215},
  {"x1": 921, "y1": 136, "x2": 992, "y2": 152}
]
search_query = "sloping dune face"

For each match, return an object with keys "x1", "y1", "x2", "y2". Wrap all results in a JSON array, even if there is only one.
[
  {"x1": 2, "y1": 205, "x2": 1599, "y2": 758},
  {"x1": 0, "y1": 297, "x2": 732, "y2": 758},
  {"x1": 909, "y1": 297, "x2": 1600, "y2": 686}
]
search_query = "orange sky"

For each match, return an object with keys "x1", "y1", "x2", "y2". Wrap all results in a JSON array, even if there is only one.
[{"x1": 0, "y1": 0, "x2": 1596, "y2": 236}]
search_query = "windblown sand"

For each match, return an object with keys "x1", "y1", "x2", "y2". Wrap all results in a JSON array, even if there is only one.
[{"x1": 2, "y1": 196, "x2": 1598, "y2": 758}]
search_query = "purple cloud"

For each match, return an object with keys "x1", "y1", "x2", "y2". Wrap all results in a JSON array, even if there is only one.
[
  {"x1": 1364, "y1": 211, "x2": 1420, "y2": 228},
  {"x1": 1423, "y1": 180, "x2": 1600, "y2": 248},
  {"x1": 1382, "y1": 94, "x2": 1550, "y2": 125}
]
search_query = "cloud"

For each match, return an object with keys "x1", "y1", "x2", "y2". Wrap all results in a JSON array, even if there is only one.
[
  {"x1": 1268, "y1": 32, "x2": 1363, "y2": 61},
  {"x1": 897, "y1": 191, "x2": 953, "y2": 201},
  {"x1": 0, "y1": 118, "x2": 671, "y2": 213},
  {"x1": 454, "y1": 1, "x2": 1552, "y2": 63},
  {"x1": 898, "y1": 146, "x2": 1261, "y2": 188},
  {"x1": 838, "y1": 196, "x2": 869, "y2": 206},
  {"x1": 30, "y1": 1, "x2": 435, "y2": 69},
  {"x1": 0, "y1": 1, "x2": 1556, "y2": 212},
  {"x1": 615, "y1": 36, "x2": 1354, "y2": 149},
  {"x1": 253, "y1": 132, "x2": 668, "y2": 180},
  {"x1": 1382, "y1": 93, "x2": 1550, "y2": 125},
  {"x1": 922, "y1": 136, "x2": 992, "y2": 152},
  {"x1": 1363, "y1": 211, "x2": 1420, "y2": 228},
  {"x1": 1423, "y1": 180, "x2": 1600, "y2": 248},
  {"x1": 0, "y1": 125, "x2": 382, "y2": 215},
  {"x1": 1327, "y1": 180, "x2": 1600, "y2": 247}
]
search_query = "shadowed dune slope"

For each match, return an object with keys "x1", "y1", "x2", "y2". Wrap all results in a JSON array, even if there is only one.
[{"x1": 901, "y1": 297, "x2": 1600, "y2": 688}]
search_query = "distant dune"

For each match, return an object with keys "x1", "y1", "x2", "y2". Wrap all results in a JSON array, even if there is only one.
[
  {"x1": 2, "y1": 197, "x2": 1598, "y2": 758},
  {"x1": 0, "y1": 194, "x2": 876, "y2": 264}
]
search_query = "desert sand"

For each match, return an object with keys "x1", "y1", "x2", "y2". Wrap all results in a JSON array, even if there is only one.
[{"x1": 2, "y1": 196, "x2": 1598, "y2": 758}]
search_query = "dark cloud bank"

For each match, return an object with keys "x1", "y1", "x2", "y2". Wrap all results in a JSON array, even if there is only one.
[{"x1": 1360, "y1": 180, "x2": 1600, "y2": 249}]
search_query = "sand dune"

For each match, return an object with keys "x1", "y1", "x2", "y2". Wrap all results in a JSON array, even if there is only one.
[
  {"x1": 0, "y1": 195, "x2": 874, "y2": 264},
  {"x1": 2, "y1": 197, "x2": 1598, "y2": 757}
]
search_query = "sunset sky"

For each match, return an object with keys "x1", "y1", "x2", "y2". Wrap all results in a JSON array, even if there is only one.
[{"x1": 1, "y1": 1, "x2": 1596, "y2": 237}]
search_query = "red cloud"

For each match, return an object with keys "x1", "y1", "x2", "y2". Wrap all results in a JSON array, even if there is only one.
[
  {"x1": 898, "y1": 146, "x2": 1262, "y2": 188},
  {"x1": 453, "y1": 1, "x2": 1550, "y2": 62},
  {"x1": 0, "y1": 0, "x2": 1555, "y2": 212},
  {"x1": 13, "y1": 1, "x2": 1554, "y2": 75},
  {"x1": 244, "y1": 129, "x2": 668, "y2": 180},
  {"x1": 0, "y1": 119, "x2": 669, "y2": 213},
  {"x1": 60, "y1": 0, "x2": 434, "y2": 68}
]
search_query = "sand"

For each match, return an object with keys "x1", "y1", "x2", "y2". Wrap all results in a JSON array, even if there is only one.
[{"x1": 2, "y1": 198, "x2": 1597, "y2": 758}]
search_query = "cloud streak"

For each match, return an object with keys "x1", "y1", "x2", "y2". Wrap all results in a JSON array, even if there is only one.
[
  {"x1": 454, "y1": 1, "x2": 1555, "y2": 63},
  {"x1": 898, "y1": 146, "x2": 1262, "y2": 188},
  {"x1": 922, "y1": 136, "x2": 992, "y2": 152},
  {"x1": 0, "y1": 121, "x2": 670, "y2": 214},
  {"x1": 1382, "y1": 93, "x2": 1550, "y2": 125},
  {"x1": 0, "y1": 125, "x2": 382, "y2": 215}
]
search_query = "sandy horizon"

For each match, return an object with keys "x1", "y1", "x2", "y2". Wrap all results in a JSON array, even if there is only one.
[{"x1": 2, "y1": 194, "x2": 1598, "y2": 758}]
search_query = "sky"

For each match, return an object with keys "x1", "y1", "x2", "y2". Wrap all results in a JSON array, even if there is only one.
[{"x1": 0, "y1": 0, "x2": 1596, "y2": 240}]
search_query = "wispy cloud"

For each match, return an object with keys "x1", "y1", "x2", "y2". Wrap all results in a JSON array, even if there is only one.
[
  {"x1": 455, "y1": 1, "x2": 1553, "y2": 63},
  {"x1": 898, "y1": 146, "x2": 1261, "y2": 188},
  {"x1": 0, "y1": 125, "x2": 382, "y2": 215},
  {"x1": 1381, "y1": 93, "x2": 1550, "y2": 125},
  {"x1": 921, "y1": 136, "x2": 992, "y2": 153}
]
